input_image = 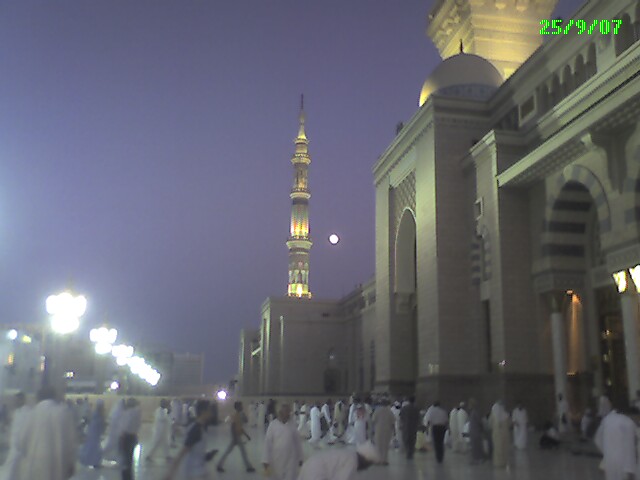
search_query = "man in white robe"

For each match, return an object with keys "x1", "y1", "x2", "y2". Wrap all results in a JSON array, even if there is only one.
[
  {"x1": 261, "y1": 403, "x2": 303, "y2": 480},
  {"x1": 297, "y1": 441, "x2": 380, "y2": 480},
  {"x1": 308, "y1": 404, "x2": 322, "y2": 447},
  {"x1": 455, "y1": 402, "x2": 469, "y2": 453},
  {"x1": 321, "y1": 400, "x2": 333, "y2": 443},
  {"x1": 257, "y1": 402, "x2": 267, "y2": 432},
  {"x1": 297, "y1": 403, "x2": 309, "y2": 438},
  {"x1": 371, "y1": 399, "x2": 395, "y2": 465},
  {"x1": 18, "y1": 387, "x2": 76, "y2": 480},
  {"x1": 489, "y1": 401, "x2": 510, "y2": 469},
  {"x1": 2, "y1": 392, "x2": 31, "y2": 480},
  {"x1": 145, "y1": 399, "x2": 172, "y2": 462},
  {"x1": 103, "y1": 398, "x2": 125, "y2": 461},
  {"x1": 511, "y1": 402, "x2": 528, "y2": 450},
  {"x1": 449, "y1": 406, "x2": 459, "y2": 451},
  {"x1": 595, "y1": 410, "x2": 637, "y2": 480},
  {"x1": 333, "y1": 400, "x2": 347, "y2": 441}
]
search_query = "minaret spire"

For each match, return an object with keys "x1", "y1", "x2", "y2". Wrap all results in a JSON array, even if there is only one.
[{"x1": 287, "y1": 95, "x2": 312, "y2": 298}]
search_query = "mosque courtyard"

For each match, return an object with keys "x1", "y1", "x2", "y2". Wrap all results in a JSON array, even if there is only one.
[{"x1": 0, "y1": 422, "x2": 604, "y2": 480}]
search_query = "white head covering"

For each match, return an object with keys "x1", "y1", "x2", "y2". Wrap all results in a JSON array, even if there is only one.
[{"x1": 356, "y1": 441, "x2": 381, "y2": 463}]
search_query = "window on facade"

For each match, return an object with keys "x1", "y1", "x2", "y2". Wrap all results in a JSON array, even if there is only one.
[
  {"x1": 614, "y1": 14, "x2": 635, "y2": 56},
  {"x1": 586, "y1": 43, "x2": 597, "y2": 78},
  {"x1": 574, "y1": 55, "x2": 586, "y2": 88},
  {"x1": 562, "y1": 65, "x2": 574, "y2": 97}
]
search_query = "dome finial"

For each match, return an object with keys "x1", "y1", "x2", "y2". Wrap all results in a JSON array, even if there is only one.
[
  {"x1": 296, "y1": 94, "x2": 307, "y2": 142},
  {"x1": 460, "y1": 39, "x2": 464, "y2": 54}
]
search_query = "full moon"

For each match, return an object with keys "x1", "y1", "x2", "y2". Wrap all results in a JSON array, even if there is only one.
[{"x1": 328, "y1": 234, "x2": 340, "y2": 245}]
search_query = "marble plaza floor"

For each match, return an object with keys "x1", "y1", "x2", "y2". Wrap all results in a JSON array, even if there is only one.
[{"x1": 0, "y1": 422, "x2": 604, "y2": 480}]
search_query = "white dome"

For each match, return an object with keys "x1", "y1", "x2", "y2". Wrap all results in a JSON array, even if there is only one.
[{"x1": 418, "y1": 53, "x2": 504, "y2": 106}]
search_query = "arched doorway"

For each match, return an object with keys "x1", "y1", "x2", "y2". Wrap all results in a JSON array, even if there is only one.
[
  {"x1": 392, "y1": 209, "x2": 418, "y2": 394},
  {"x1": 545, "y1": 178, "x2": 623, "y2": 408}
]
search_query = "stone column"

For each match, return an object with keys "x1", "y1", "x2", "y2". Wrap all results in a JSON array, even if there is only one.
[
  {"x1": 620, "y1": 271, "x2": 640, "y2": 402},
  {"x1": 548, "y1": 292, "x2": 569, "y2": 402}
]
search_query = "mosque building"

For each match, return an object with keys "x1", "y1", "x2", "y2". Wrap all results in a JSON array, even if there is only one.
[{"x1": 238, "y1": 0, "x2": 640, "y2": 423}]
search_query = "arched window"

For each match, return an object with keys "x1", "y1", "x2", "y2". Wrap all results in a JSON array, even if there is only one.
[
  {"x1": 574, "y1": 55, "x2": 586, "y2": 88},
  {"x1": 635, "y1": 2, "x2": 640, "y2": 40},
  {"x1": 586, "y1": 43, "x2": 597, "y2": 78},
  {"x1": 562, "y1": 65, "x2": 574, "y2": 97},
  {"x1": 614, "y1": 14, "x2": 635, "y2": 56},
  {"x1": 550, "y1": 74, "x2": 561, "y2": 105},
  {"x1": 537, "y1": 84, "x2": 549, "y2": 114}
]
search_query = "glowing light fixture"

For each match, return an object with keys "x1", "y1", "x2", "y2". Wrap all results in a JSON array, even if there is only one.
[
  {"x1": 46, "y1": 291, "x2": 87, "y2": 334},
  {"x1": 217, "y1": 390, "x2": 228, "y2": 400},
  {"x1": 328, "y1": 233, "x2": 340, "y2": 245},
  {"x1": 110, "y1": 381, "x2": 119, "y2": 390},
  {"x1": 613, "y1": 271, "x2": 628, "y2": 293},
  {"x1": 629, "y1": 265, "x2": 640, "y2": 293},
  {"x1": 7, "y1": 330, "x2": 17, "y2": 341}
]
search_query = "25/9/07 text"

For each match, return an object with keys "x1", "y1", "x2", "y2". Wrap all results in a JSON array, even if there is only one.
[{"x1": 540, "y1": 19, "x2": 622, "y2": 35}]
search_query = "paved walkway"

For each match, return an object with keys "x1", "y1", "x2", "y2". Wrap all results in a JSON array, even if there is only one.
[{"x1": 0, "y1": 423, "x2": 604, "y2": 479}]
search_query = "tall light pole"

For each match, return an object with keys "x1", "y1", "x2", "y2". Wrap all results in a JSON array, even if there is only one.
[
  {"x1": 90, "y1": 325, "x2": 117, "y2": 393},
  {"x1": 43, "y1": 290, "x2": 87, "y2": 391}
]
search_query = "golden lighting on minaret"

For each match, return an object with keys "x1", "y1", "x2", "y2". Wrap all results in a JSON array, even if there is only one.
[{"x1": 286, "y1": 95, "x2": 313, "y2": 298}]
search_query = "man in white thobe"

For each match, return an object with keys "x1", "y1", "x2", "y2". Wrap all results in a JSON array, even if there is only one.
[
  {"x1": 145, "y1": 399, "x2": 172, "y2": 462},
  {"x1": 333, "y1": 400, "x2": 347, "y2": 441},
  {"x1": 103, "y1": 398, "x2": 125, "y2": 461},
  {"x1": 298, "y1": 403, "x2": 309, "y2": 438},
  {"x1": 297, "y1": 441, "x2": 380, "y2": 480},
  {"x1": 371, "y1": 399, "x2": 395, "y2": 465},
  {"x1": 261, "y1": 403, "x2": 303, "y2": 480},
  {"x1": 257, "y1": 402, "x2": 267, "y2": 432},
  {"x1": 512, "y1": 402, "x2": 528, "y2": 450},
  {"x1": 308, "y1": 404, "x2": 322, "y2": 447},
  {"x1": 455, "y1": 402, "x2": 469, "y2": 453},
  {"x1": 595, "y1": 410, "x2": 637, "y2": 480},
  {"x1": 321, "y1": 400, "x2": 333, "y2": 443},
  {"x1": 2, "y1": 392, "x2": 31, "y2": 480},
  {"x1": 449, "y1": 406, "x2": 460, "y2": 452},
  {"x1": 18, "y1": 387, "x2": 76, "y2": 480},
  {"x1": 489, "y1": 401, "x2": 510, "y2": 469}
]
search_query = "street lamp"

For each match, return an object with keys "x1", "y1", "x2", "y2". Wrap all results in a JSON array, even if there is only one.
[
  {"x1": 46, "y1": 291, "x2": 87, "y2": 334},
  {"x1": 90, "y1": 326, "x2": 118, "y2": 355},
  {"x1": 43, "y1": 289, "x2": 87, "y2": 389}
]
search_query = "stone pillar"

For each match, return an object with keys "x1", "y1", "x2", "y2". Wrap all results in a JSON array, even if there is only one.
[
  {"x1": 620, "y1": 271, "x2": 640, "y2": 402},
  {"x1": 548, "y1": 292, "x2": 568, "y2": 402}
]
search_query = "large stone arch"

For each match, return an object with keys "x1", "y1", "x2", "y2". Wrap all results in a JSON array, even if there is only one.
[
  {"x1": 541, "y1": 165, "x2": 611, "y2": 268},
  {"x1": 395, "y1": 208, "x2": 416, "y2": 293},
  {"x1": 622, "y1": 144, "x2": 640, "y2": 235},
  {"x1": 390, "y1": 207, "x2": 418, "y2": 392}
]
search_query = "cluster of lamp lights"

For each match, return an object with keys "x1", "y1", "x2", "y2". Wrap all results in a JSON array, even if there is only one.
[
  {"x1": 612, "y1": 265, "x2": 640, "y2": 293},
  {"x1": 89, "y1": 327, "x2": 162, "y2": 387},
  {"x1": 45, "y1": 289, "x2": 161, "y2": 388}
]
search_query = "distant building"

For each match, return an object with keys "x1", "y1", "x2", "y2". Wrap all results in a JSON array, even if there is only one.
[
  {"x1": 171, "y1": 353, "x2": 204, "y2": 388},
  {"x1": 239, "y1": 0, "x2": 640, "y2": 425}
]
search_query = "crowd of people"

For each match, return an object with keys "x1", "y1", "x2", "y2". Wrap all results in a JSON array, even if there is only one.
[{"x1": 2, "y1": 387, "x2": 640, "y2": 479}]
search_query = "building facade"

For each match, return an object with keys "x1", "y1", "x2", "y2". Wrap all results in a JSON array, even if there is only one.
[{"x1": 239, "y1": 0, "x2": 640, "y2": 423}]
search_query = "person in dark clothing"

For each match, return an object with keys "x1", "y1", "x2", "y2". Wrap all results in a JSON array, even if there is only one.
[
  {"x1": 399, "y1": 396, "x2": 420, "y2": 459},
  {"x1": 266, "y1": 399, "x2": 276, "y2": 430},
  {"x1": 468, "y1": 398, "x2": 487, "y2": 464},
  {"x1": 539, "y1": 421, "x2": 561, "y2": 449}
]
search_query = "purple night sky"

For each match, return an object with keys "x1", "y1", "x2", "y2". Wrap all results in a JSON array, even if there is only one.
[{"x1": 0, "y1": 0, "x2": 585, "y2": 383}]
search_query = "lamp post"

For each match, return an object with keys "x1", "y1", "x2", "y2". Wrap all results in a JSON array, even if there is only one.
[
  {"x1": 43, "y1": 290, "x2": 87, "y2": 391},
  {"x1": 89, "y1": 326, "x2": 117, "y2": 393}
]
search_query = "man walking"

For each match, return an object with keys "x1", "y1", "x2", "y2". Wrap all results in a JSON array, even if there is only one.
[
  {"x1": 262, "y1": 403, "x2": 303, "y2": 480},
  {"x1": 120, "y1": 398, "x2": 142, "y2": 480},
  {"x1": 424, "y1": 401, "x2": 448, "y2": 464},
  {"x1": 216, "y1": 401, "x2": 255, "y2": 473},
  {"x1": 399, "y1": 396, "x2": 420, "y2": 460},
  {"x1": 371, "y1": 399, "x2": 395, "y2": 465}
]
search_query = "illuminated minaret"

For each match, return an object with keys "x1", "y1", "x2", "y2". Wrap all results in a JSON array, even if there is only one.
[{"x1": 287, "y1": 95, "x2": 312, "y2": 298}]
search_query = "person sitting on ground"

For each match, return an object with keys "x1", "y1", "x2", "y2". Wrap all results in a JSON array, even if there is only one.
[{"x1": 539, "y1": 421, "x2": 561, "y2": 449}]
